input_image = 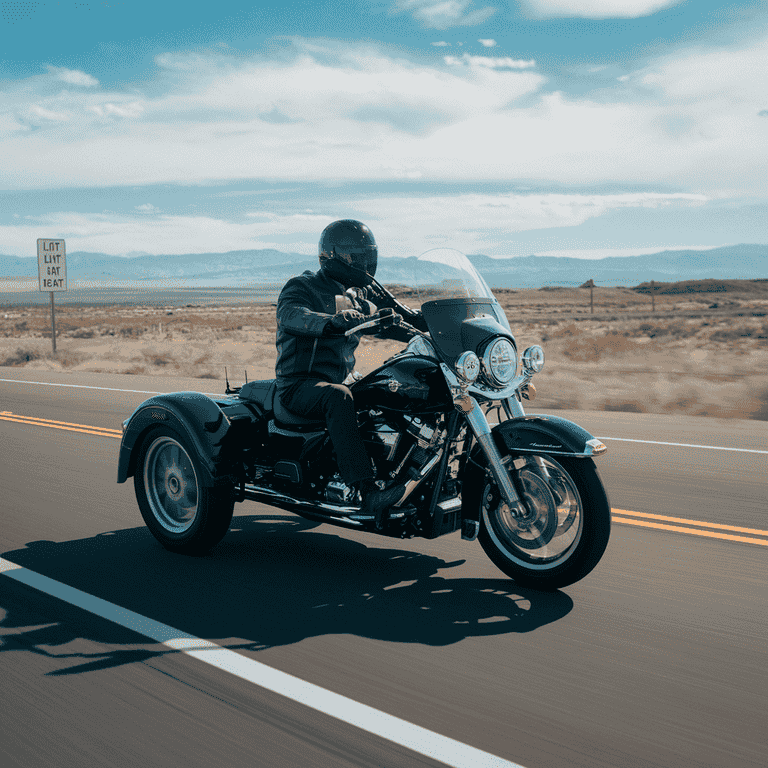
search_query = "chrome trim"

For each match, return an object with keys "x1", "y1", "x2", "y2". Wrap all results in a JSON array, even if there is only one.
[
  {"x1": 503, "y1": 396, "x2": 525, "y2": 419},
  {"x1": 468, "y1": 374, "x2": 530, "y2": 401},
  {"x1": 585, "y1": 438, "x2": 608, "y2": 456},
  {"x1": 455, "y1": 351, "x2": 480, "y2": 383},
  {"x1": 522, "y1": 345, "x2": 545, "y2": 374},
  {"x1": 461, "y1": 519, "x2": 480, "y2": 541},
  {"x1": 437, "y1": 497, "x2": 462, "y2": 512},
  {"x1": 481, "y1": 338, "x2": 518, "y2": 387},
  {"x1": 394, "y1": 448, "x2": 444, "y2": 507},
  {"x1": 462, "y1": 398, "x2": 522, "y2": 519}
]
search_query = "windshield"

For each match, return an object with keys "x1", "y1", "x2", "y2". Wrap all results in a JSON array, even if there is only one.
[
  {"x1": 392, "y1": 248, "x2": 495, "y2": 302},
  {"x1": 386, "y1": 248, "x2": 512, "y2": 363}
]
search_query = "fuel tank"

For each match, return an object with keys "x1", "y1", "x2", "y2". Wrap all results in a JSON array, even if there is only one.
[{"x1": 352, "y1": 355, "x2": 452, "y2": 414}]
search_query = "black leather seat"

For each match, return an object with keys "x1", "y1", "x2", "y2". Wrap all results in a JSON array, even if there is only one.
[
  {"x1": 273, "y1": 392, "x2": 325, "y2": 428},
  {"x1": 239, "y1": 378, "x2": 324, "y2": 428}
]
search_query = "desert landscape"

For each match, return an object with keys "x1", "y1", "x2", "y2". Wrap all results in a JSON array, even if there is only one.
[{"x1": 2, "y1": 279, "x2": 767, "y2": 421}]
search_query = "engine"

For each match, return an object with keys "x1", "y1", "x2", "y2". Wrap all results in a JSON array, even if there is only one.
[{"x1": 364, "y1": 411, "x2": 445, "y2": 481}]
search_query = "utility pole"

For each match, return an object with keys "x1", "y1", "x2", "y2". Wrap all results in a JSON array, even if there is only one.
[
  {"x1": 651, "y1": 279, "x2": 655, "y2": 314},
  {"x1": 584, "y1": 279, "x2": 595, "y2": 314}
]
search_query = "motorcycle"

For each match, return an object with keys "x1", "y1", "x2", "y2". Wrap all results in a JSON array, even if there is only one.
[{"x1": 117, "y1": 248, "x2": 611, "y2": 590}]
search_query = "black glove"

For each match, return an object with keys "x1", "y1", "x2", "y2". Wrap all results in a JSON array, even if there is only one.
[
  {"x1": 364, "y1": 282, "x2": 392, "y2": 305},
  {"x1": 329, "y1": 309, "x2": 365, "y2": 332}
]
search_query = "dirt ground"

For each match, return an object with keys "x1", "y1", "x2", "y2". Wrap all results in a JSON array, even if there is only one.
[{"x1": 2, "y1": 282, "x2": 767, "y2": 421}]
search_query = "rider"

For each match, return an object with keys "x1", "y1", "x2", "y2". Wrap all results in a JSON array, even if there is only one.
[{"x1": 275, "y1": 219, "x2": 427, "y2": 528}]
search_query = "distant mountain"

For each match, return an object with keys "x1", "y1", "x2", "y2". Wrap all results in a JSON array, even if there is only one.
[{"x1": 2, "y1": 244, "x2": 767, "y2": 289}]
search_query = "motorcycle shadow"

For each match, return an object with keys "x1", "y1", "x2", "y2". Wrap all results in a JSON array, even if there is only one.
[{"x1": 1, "y1": 512, "x2": 573, "y2": 674}]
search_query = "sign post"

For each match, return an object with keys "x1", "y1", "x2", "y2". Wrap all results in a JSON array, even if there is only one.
[{"x1": 37, "y1": 239, "x2": 67, "y2": 356}]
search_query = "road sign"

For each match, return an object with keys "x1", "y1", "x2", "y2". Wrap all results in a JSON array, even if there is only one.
[{"x1": 37, "y1": 239, "x2": 67, "y2": 292}]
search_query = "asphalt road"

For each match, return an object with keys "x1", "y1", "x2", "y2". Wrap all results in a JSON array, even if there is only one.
[{"x1": 1, "y1": 369, "x2": 766, "y2": 768}]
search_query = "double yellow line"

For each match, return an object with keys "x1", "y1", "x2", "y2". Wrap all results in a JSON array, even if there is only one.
[
  {"x1": 611, "y1": 509, "x2": 768, "y2": 547},
  {"x1": 2, "y1": 410, "x2": 766, "y2": 547},
  {"x1": 0, "y1": 411, "x2": 122, "y2": 439}
]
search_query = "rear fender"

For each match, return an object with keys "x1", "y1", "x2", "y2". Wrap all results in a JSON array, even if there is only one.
[{"x1": 116, "y1": 392, "x2": 261, "y2": 487}]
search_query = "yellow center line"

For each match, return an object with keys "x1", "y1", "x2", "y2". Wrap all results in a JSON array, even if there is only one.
[
  {"x1": 0, "y1": 414, "x2": 121, "y2": 438},
  {"x1": 611, "y1": 508, "x2": 768, "y2": 538},
  {"x1": 612, "y1": 516, "x2": 768, "y2": 547},
  {"x1": 0, "y1": 411, "x2": 122, "y2": 433},
  {"x1": 3, "y1": 410, "x2": 766, "y2": 547}
]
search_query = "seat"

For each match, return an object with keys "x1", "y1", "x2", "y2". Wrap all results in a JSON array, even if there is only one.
[
  {"x1": 239, "y1": 378, "x2": 325, "y2": 428},
  {"x1": 273, "y1": 392, "x2": 326, "y2": 428},
  {"x1": 238, "y1": 379, "x2": 276, "y2": 411}
]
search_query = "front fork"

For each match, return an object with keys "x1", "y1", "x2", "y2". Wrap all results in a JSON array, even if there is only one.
[
  {"x1": 440, "y1": 364, "x2": 528, "y2": 522},
  {"x1": 461, "y1": 397, "x2": 524, "y2": 520}
]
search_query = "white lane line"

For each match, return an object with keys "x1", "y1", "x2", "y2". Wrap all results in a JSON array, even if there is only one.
[
  {"x1": 2, "y1": 378, "x2": 763, "y2": 455},
  {"x1": 0, "y1": 377, "x2": 221, "y2": 398},
  {"x1": 596, "y1": 436, "x2": 768, "y2": 455},
  {"x1": 0, "y1": 557, "x2": 525, "y2": 768}
]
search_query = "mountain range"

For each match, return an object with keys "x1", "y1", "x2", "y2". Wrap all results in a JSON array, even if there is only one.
[{"x1": 2, "y1": 244, "x2": 767, "y2": 290}]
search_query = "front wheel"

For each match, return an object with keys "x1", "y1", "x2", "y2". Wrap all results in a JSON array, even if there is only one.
[
  {"x1": 134, "y1": 426, "x2": 234, "y2": 555},
  {"x1": 474, "y1": 454, "x2": 611, "y2": 590}
]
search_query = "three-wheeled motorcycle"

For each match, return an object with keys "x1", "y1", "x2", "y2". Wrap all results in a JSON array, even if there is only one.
[{"x1": 117, "y1": 249, "x2": 610, "y2": 589}]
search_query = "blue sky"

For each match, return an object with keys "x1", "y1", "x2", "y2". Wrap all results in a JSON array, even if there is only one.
[{"x1": 1, "y1": 0, "x2": 768, "y2": 262}]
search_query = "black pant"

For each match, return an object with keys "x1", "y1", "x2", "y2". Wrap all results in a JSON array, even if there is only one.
[{"x1": 277, "y1": 378, "x2": 374, "y2": 487}]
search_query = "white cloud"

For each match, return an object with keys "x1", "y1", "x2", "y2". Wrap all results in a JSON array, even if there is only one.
[
  {"x1": 431, "y1": 41, "x2": 450, "y2": 46},
  {"x1": 518, "y1": 0, "x2": 682, "y2": 19},
  {"x1": 27, "y1": 105, "x2": 69, "y2": 123},
  {"x1": 45, "y1": 66, "x2": 99, "y2": 87},
  {"x1": 353, "y1": 192, "x2": 708, "y2": 255},
  {"x1": 444, "y1": 54, "x2": 536, "y2": 68},
  {"x1": 88, "y1": 101, "x2": 144, "y2": 119},
  {"x1": 391, "y1": 0, "x2": 497, "y2": 29},
  {"x1": 0, "y1": 211, "x2": 323, "y2": 257},
  {"x1": 478, "y1": 39, "x2": 497, "y2": 47},
  {"x1": 0, "y1": 193, "x2": 708, "y2": 258},
  {"x1": 2, "y1": 35, "x2": 768, "y2": 198}
]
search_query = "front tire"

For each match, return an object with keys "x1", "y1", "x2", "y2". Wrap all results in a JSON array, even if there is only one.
[
  {"x1": 134, "y1": 426, "x2": 234, "y2": 555},
  {"x1": 473, "y1": 454, "x2": 610, "y2": 590}
]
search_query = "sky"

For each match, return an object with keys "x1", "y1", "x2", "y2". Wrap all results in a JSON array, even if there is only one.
[{"x1": 1, "y1": 0, "x2": 768, "y2": 262}]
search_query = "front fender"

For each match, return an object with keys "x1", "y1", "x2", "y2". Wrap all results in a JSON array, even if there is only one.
[
  {"x1": 117, "y1": 392, "x2": 241, "y2": 487},
  {"x1": 491, "y1": 414, "x2": 607, "y2": 458},
  {"x1": 459, "y1": 413, "x2": 606, "y2": 526}
]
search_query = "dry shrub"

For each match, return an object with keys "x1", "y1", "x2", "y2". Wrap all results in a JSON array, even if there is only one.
[
  {"x1": 562, "y1": 332, "x2": 644, "y2": 363},
  {"x1": 125, "y1": 365, "x2": 147, "y2": 375},
  {"x1": 118, "y1": 326, "x2": 144, "y2": 337},
  {"x1": 541, "y1": 322, "x2": 580, "y2": 342},
  {"x1": 141, "y1": 348, "x2": 174, "y2": 367},
  {"x1": 1, "y1": 347, "x2": 43, "y2": 366},
  {"x1": 71, "y1": 328, "x2": 96, "y2": 339},
  {"x1": 709, "y1": 327, "x2": 759, "y2": 342},
  {"x1": 196, "y1": 371, "x2": 217, "y2": 379},
  {"x1": 55, "y1": 349, "x2": 87, "y2": 368}
]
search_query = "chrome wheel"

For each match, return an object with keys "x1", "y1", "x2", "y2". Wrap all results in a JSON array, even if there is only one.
[
  {"x1": 143, "y1": 436, "x2": 199, "y2": 533},
  {"x1": 482, "y1": 455, "x2": 583, "y2": 568}
]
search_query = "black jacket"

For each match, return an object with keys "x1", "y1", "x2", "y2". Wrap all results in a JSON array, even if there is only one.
[{"x1": 275, "y1": 269, "x2": 426, "y2": 387}]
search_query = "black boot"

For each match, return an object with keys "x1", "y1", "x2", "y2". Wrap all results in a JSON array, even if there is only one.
[{"x1": 357, "y1": 479, "x2": 406, "y2": 530}]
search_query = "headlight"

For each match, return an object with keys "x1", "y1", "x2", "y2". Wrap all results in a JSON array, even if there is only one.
[
  {"x1": 455, "y1": 351, "x2": 480, "y2": 382},
  {"x1": 522, "y1": 345, "x2": 545, "y2": 374},
  {"x1": 482, "y1": 337, "x2": 517, "y2": 386}
]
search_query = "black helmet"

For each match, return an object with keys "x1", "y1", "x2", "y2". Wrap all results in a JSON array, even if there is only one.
[{"x1": 318, "y1": 219, "x2": 378, "y2": 288}]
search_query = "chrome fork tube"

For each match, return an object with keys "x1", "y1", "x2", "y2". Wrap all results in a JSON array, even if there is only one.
[{"x1": 464, "y1": 399, "x2": 522, "y2": 518}]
